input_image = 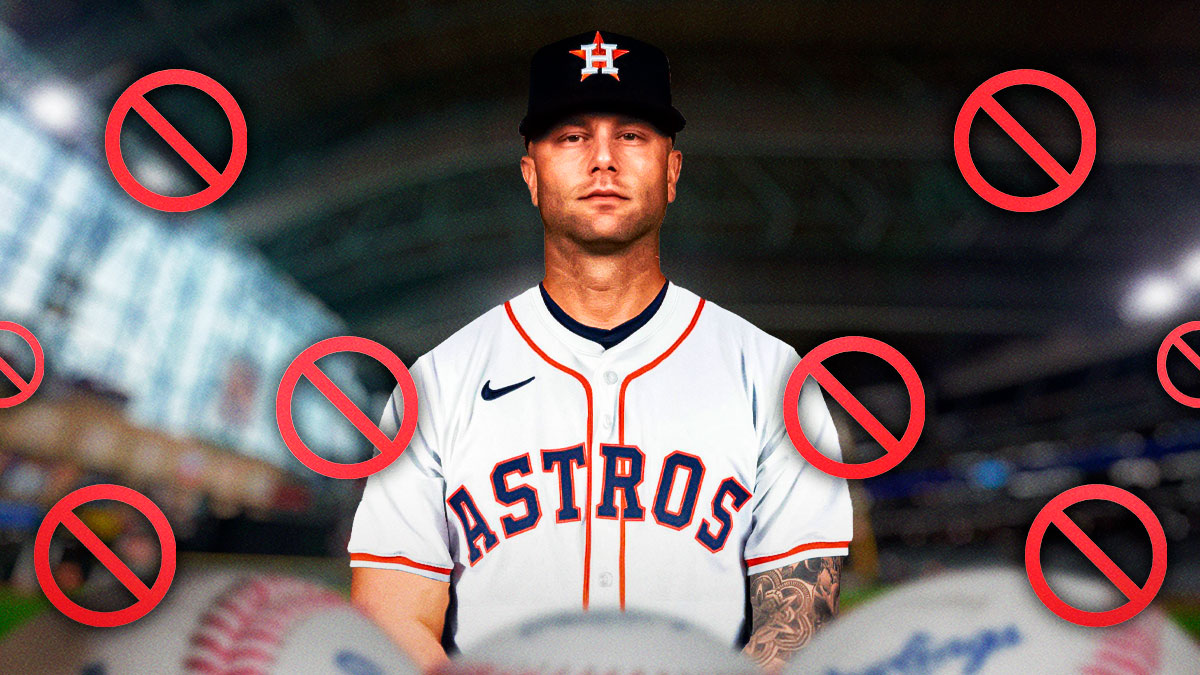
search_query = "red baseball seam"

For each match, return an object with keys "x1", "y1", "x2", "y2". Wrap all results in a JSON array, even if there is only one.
[
  {"x1": 184, "y1": 576, "x2": 344, "y2": 673},
  {"x1": 1093, "y1": 649, "x2": 1152, "y2": 675}
]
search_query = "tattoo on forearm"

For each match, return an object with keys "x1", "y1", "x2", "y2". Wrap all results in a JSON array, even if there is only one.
[{"x1": 744, "y1": 556, "x2": 842, "y2": 671}]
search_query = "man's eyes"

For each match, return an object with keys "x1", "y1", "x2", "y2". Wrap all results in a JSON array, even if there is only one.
[{"x1": 559, "y1": 132, "x2": 646, "y2": 142}]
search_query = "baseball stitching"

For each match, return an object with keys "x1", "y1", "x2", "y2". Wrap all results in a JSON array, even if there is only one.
[{"x1": 183, "y1": 575, "x2": 345, "y2": 674}]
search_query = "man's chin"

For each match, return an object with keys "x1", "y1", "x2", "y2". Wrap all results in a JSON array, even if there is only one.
[
  {"x1": 542, "y1": 208, "x2": 661, "y2": 253},
  {"x1": 565, "y1": 219, "x2": 657, "y2": 251},
  {"x1": 567, "y1": 231, "x2": 644, "y2": 255}
]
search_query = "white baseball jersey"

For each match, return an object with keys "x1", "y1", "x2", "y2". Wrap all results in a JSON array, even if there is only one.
[{"x1": 348, "y1": 281, "x2": 852, "y2": 650}]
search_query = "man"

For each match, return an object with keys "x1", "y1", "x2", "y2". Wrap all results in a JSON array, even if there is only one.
[{"x1": 348, "y1": 30, "x2": 852, "y2": 673}]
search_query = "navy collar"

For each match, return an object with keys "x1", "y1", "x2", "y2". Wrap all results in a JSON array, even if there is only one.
[{"x1": 538, "y1": 280, "x2": 670, "y2": 350}]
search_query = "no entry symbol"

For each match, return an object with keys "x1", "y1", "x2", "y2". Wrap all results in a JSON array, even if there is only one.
[
  {"x1": 1025, "y1": 484, "x2": 1167, "y2": 627},
  {"x1": 954, "y1": 69, "x2": 1095, "y2": 212},
  {"x1": 0, "y1": 321, "x2": 44, "y2": 408},
  {"x1": 34, "y1": 484, "x2": 176, "y2": 627},
  {"x1": 1157, "y1": 321, "x2": 1200, "y2": 408},
  {"x1": 276, "y1": 336, "x2": 418, "y2": 480},
  {"x1": 105, "y1": 69, "x2": 247, "y2": 212},
  {"x1": 783, "y1": 336, "x2": 925, "y2": 480}
]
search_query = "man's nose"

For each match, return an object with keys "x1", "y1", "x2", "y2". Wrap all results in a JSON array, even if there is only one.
[{"x1": 589, "y1": 135, "x2": 617, "y2": 172}]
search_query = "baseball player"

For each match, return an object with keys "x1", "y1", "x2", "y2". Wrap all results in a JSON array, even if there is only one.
[{"x1": 348, "y1": 31, "x2": 853, "y2": 673}]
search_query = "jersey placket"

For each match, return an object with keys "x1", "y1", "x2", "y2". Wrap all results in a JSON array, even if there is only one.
[
  {"x1": 585, "y1": 355, "x2": 624, "y2": 608},
  {"x1": 589, "y1": 296, "x2": 705, "y2": 611},
  {"x1": 511, "y1": 283, "x2": 701, "y2": 613}
]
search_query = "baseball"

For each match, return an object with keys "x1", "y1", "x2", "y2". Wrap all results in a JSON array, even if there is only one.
[
  {"x1": 786, "y1": 566, "x2": 1200, "y2": 674},
  {"x1": 0, "y1": 571, "x2": 418, "y2": 674},
  {"x1": 438, "y1": 609, "x2": 759, "y2": 675}
]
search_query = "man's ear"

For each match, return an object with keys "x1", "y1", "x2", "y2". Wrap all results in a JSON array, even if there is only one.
[
  {"x1": 519, "y1": 153, "x2": 539, "y2": 207},
  {"x1": 666, "y1": 148, "x2": 683, "y2": 204}
]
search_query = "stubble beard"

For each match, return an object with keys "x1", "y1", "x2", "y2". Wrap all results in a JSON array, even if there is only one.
[{"x1": 542, "y1": 198, "x2": 665, "y2": 257}]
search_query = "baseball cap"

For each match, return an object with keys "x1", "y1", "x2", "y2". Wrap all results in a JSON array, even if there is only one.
[{"x1": 519, "y1": 30, "x2": 686, "y2": 140}]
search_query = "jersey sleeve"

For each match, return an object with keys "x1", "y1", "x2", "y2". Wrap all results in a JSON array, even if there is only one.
[
  {"x1": 348, "y1": 359, "x2": 454, "y2": 583},
  {"x1": 743, "y1": 346, "x2": 853, "y2": 576}
]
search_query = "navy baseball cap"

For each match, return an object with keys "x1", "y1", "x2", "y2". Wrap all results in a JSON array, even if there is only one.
[{"x1": 519, "y1": 30, "x2": 686, "y2": 140}]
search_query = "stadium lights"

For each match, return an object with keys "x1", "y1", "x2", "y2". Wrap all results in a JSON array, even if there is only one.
[
  {"x1": 1120, "y1": 275, "x2": 1185, "y2": 323},
  {"x1": 1182, "y1": 249, "x2": 1200, "y2": 288},
  {"x1": 133, "y1": 155, "x2": 182, "y2": 195},
  {"x1": 26, "y1": 82, "x2": 82, "y2": 134}
]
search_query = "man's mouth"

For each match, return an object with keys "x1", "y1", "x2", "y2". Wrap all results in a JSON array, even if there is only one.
[{"x1": 581, "y1": 189, "x2": 628, "y2": 200}]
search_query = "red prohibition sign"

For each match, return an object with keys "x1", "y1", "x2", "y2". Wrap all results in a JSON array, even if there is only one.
[
  {"x1": 0, "y1": 321, "x2": 44, "y2": 408},
  {"x1": 276, "y1": 336, "x2": 418, "y2": 480},
  {"x1": 1025, "y1": 484, "x2": 1167, "y2": 627},
  {"x1": 954, "y1": 69, "x2": 1096, "y2": 212},
  {"x1": 783, "y1": 336, "x2": 925, "y2": 480},
  {"x1": 1157, "y1": 321, "x2": 1200, "y2": 408},
  {"x1": 34, "y1": 484, "x2": 176, "y2": 627},
  {"x1": 105, "y1": 69, "x2": 247, "y2": 212}
]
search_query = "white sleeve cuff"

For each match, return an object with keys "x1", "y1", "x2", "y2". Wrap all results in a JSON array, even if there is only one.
[
  {"x1": 349, "y1": 552, "x2": 453, "y2": 583},
  {"x1": 745, "y1": 540, "x2": 849, "y2": 576}
]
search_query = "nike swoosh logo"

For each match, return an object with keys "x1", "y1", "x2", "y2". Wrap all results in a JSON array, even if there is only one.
[{"x1": 481, "y1": 376, "x2": 535, "y2": 401}]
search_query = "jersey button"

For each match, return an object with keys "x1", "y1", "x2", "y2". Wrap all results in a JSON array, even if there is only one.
[
  {"x1": 603, "y1": 413, "x2": 613, "y2": 429},
  {"x1": 603, "y1": 370, "x2": 619, "y2": 385},
  {"x1": 599, "y1": 572, "x2": 613, "y2": 587}
]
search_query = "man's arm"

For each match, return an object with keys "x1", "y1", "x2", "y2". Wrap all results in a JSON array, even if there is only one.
[
  {"x1": 742, "y1": 556, "x2": 842, "y2": 673},
  {"x1": 351, "y1": 567, "x2": 450, "y2": 673}
]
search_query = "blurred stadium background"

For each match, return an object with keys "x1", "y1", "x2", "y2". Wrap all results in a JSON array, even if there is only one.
[{"x1": 1, "y1": 0, "x2": 1199, "y2": 659}]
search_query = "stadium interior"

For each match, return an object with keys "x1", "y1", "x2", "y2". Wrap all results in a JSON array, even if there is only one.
[{"x1": 0, "y1": 0, "x2": 1198, "y2": 659}]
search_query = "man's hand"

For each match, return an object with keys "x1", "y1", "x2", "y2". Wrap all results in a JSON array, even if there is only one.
[{"x1": 742, "y1": 556, "x2": 842, "y2": 673}]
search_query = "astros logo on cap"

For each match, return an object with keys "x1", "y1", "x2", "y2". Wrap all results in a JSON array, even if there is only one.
[{"x1": 570, "y1": 31, "x2": 629, "y2": 81}]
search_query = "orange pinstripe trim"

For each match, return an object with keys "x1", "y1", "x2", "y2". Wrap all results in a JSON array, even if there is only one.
[
  {"x1": 349, "y1": 553, "x2": 452, "y2": 575},
  {"x1": 618, "y1": 299, "x2": 707, "y2": 443},
  {"x1": 617, "y1": 297, "x2": 706, "y2": 610},
  {"x1": 505, "y1": 301, "x2": 595, "y2": 610},
  {"x1": 745, "y1": 540, "x2": 851, "y2": 568},
  {"x1": 619, "y1": 499, "x2": 626, "y2": 607}
]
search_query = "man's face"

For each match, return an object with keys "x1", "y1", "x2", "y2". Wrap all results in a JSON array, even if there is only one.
[{"x1": 520, "y1": 113, "x2": 682, "y2": 252}]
